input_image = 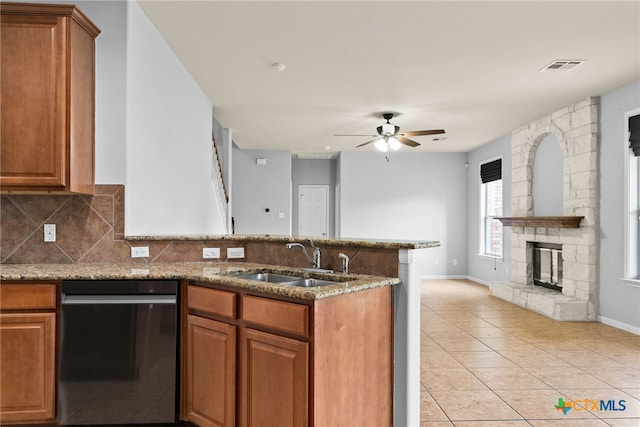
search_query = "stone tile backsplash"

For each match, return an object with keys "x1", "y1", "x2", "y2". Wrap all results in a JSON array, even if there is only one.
[{"x1": 1, "y1": 185, "x2": 398, "y2": 277}]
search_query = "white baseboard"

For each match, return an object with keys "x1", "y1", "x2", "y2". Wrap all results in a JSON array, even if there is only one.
[
  {"x1": 421, "y1": 275, "x2": 468, "y2": 280},
  {"x1": 466, "y1": 276, "x2": 491, "y2": 286},
  {"x1": 420, "y1": 275, "x2": 491, "y2": 286},
  {"x1": 598, "y1": 315, "x2": 640, "y2": 336}
]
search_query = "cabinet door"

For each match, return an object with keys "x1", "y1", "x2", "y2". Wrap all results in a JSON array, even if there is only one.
[
  {"x1": 240, "y1": 328, "x2": 308, "y2": 427},
  {"x1": 0, "y1": 312, "x2": 56, "y2": 423},
  {"x1": 0, "y1": 14, "x2": 66, "y2": 188},
  {"x1": 186, "y1": 315, "x2": 236, "y2": 427}
]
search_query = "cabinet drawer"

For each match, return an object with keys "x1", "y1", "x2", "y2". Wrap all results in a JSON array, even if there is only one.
[
  {"x1": 188, "y1": 285, "x2": 236, "y2": 319},
  {"x1": 242, "y1": 295, "x2": 309, "y2": 337},
  {"x1": 0, "y1": 283, "x2": 56, "y2": 310}
]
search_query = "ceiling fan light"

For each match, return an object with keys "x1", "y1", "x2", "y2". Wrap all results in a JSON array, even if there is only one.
[
  {"x1": 374, "y1": 138, "x2": 389, "y2": 152},
  {"x1": 388, "y1": 137, "x2": 401, "y2": 151},
  {"x1": 381, "y1": 122, "x2": 395, "y2": 136}
]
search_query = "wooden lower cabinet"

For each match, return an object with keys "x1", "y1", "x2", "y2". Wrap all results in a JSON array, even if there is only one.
[
  {"x1": 0, "y1": 312, "x2": 56, "y2": 424},
  {"x1": 186, "y1": 314, "x2": 236, "y2": 427},
  {"x1": 184, "y1": 283, "x2": 392, "y2": 427},
  {"x1": 239, "y1": 328, "x2": 308, "y2": 427}
]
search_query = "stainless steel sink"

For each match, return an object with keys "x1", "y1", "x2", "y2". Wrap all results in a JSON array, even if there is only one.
[
  {"x1": 235, "y1": 273, "x2": 299, "y2": 283},
  {"x1": 234, "y1": 272, "x2": 339, "y2": 287},
  {"x1": 285, "y1": 278, "x2": 339, "y2": 287}
]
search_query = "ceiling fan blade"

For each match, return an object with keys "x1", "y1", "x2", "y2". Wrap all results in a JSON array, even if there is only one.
[
  {"x1": 397, "y1": 136, "x2": 421, "y2": 147},
  {"x1": 356, "y1": 138, "x2": 378, "y2": 148},
  {"x1": 334, "y1": 134, "x2": 377, "y2": 137},
  {"x1": 400, "y1": 129, "x2": 445, "y2": 137}
]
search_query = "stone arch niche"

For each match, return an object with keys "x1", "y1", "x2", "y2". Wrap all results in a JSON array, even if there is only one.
[
  {"x1": 532, "y1": 133, "x2": 564, "y2": 216},
  {"x1": 490, "y1": 97, "x2": 600, "y2": 321}
]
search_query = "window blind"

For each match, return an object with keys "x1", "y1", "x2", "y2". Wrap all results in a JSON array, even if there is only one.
[
  {"x1": 480, "y1": 159, "x2": 502, "y2": 183},
  {"x1": 630, "y1": 114, "x2": 640, "y2": 156}
]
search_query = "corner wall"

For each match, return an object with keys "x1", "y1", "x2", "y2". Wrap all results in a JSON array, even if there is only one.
[{"x1": 599, "y1": 80, "x2": 640, "y2": 332}]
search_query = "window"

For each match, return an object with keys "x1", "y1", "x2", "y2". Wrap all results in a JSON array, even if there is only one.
[
  {"x1": 625, "y1": 110, "x2": 640, "y2": 280},
  {"x1": 480, "y1": 158, "x2": 503, "y2": 257}
]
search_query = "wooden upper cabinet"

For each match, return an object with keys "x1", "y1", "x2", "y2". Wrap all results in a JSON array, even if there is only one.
[{"x1": 0, "y1": 3, "x2": 100, "y2": 194}]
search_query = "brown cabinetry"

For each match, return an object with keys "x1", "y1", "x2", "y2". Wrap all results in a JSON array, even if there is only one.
[
  {"x1": 0, "y1": 282, "x2": 57, "y2": 424},
  {"x1": 184, "y1": 283, "x2": 392, "y2": 427},
  {"x1": 186, "y1": 315, "x2": 236, "y2": 427},
  {"x1": 0, "y1": 3, "x2": 100, "y2": 193},
  {"x1": 185, "y1": 286, "x2": 237, "y2": 427},
  {"x1": 239, "y1": 328, "x2": 308, "y2": 427}
]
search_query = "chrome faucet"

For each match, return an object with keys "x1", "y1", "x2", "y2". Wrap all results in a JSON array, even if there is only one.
[
  {"x1": 307, "y1": 239, "x2": 321, "y2": 270},
  {"x1": 285, "y1": 239, "x2": 321, "y2": 269},
  {"x1": 338, "y1": 252, "x2": 349, "y2": 274}
]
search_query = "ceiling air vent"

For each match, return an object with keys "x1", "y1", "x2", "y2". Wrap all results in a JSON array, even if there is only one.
[{"x1": 540, "y1": 59, "x2": 585, "y2": 73}]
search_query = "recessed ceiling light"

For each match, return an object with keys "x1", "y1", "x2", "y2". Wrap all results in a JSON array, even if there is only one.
[
  {"x1": 540, "y1": 59, "x2": 585, "y2": 73},
  {"x1": 271, "y1": 62, "x2": 286, "y2": 71}
]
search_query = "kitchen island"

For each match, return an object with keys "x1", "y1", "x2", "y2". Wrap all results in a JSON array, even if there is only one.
[
  {"x1": 1, "y1": 234, "x2": 438, "y2": 426},
  {"x1": 2, "y1": 262, "x2": 398, "y2": 426}
]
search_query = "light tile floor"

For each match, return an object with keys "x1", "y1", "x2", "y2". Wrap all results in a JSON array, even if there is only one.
[{"x1": 420, "y1": 279, "x2": 640, "y2": 426}]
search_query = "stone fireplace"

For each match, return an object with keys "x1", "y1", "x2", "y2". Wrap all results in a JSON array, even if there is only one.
[{"x1": 490, "y1": 97, "x2": 599, "y2": 321}]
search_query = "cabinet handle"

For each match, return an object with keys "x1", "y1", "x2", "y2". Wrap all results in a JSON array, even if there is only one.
[{"x1": 62, "y1": 294, "x2": 176, "y2": 305}]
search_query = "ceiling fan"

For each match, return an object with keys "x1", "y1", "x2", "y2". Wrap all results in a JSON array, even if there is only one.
[{"x1": 336, "y1": 113, "x2": 445, "y2": 152}]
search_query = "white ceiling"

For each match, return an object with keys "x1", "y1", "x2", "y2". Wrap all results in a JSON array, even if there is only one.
[{"x1": 137, "y1": 0, "x2": 640, "y2": 155}]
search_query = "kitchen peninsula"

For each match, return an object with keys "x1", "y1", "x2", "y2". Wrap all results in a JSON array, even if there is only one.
[{"x1": 1, "y1": 233, "x2": 439, "y2": 426}]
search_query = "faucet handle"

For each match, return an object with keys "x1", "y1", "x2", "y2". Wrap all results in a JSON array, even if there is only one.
[{"x1": 338, "y1": 252, "x2": 349, "y2": 274}]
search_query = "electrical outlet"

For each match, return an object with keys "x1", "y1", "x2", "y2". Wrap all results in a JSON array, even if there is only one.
[
  {"x1": 203, "y1": 247, "x2": 220, "y2": 259},
  {"x1": 453, "y1": 259, "x2": 458, "y2": 266},
  {"x1": 434, "y1": 258, "x2": 440, "y2": 265},
  {"x1": 44, "y1": 224, "x2": 56, "y2": 242},
  {"x1": 131, "y1": 246, "x2": 149, "y2": 258},
  {"x1": 227, "y1": 247, "x2": 245, "y2": 259}
]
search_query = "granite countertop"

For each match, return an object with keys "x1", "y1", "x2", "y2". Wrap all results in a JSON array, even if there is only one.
[
  {"x1": 0, "y1": 262, "x2": 400, "y2": 300},
  {"x1": 125, "y1": 234, "x2": 440, "y2": 250}
]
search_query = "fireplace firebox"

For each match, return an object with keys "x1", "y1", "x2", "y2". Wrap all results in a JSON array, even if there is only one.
[{"x1": 530, "y1": 242, "x2": 563, "y2": 291}]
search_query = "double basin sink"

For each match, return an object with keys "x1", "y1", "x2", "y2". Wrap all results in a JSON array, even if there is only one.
[{"x1": 234, "y1": 272, "x2": 340, "y2": 288}]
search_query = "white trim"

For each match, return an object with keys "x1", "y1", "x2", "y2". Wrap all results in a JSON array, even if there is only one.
[
  {"x1": 598, "y1": 315, "x2": 640, "y2": 336},
  {"x1": 624, "y1": 107, "x2": 640, "y2": 280},
  {"x1": 466, "y1": 276, "x2": 492, "y2": 286},
  {"x1": 477, "y1": 253, "x2": 504, "y2": 261},
  {"x1": 479, "y1": 155, "x2": 504, "y2": 258},
  {"x1": 420, "y1": 275, "x2": 491, "y2": 286},
  {"x1": 622, "y1": 278, "x2": 640, "y2": 288},
  {"x1": 421, "y1": 274, "x2": 469, "y2": 280}
]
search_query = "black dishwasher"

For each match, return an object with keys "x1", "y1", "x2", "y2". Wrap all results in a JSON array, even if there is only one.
[{"x1": 58, "y1": 280, "x2": 178, "y2": 426}]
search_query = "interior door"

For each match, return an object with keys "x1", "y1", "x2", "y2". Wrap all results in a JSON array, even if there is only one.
[{"x1": 298, "y1": 185, "x2": 328, "y2": 237}]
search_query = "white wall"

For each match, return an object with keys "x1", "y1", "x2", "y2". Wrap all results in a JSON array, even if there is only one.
[
  {"x1": 338, "y1": 151, "x2": 468, "y2": 276},
  {"x1": 17, "y1": 0, "x2": 227, "y2": 235},
  {"x1": 599, "y1": 79, "x2": 640, "y2": 331},
  {"x1": 466, "y1": 135, "x2": 512, "y2": 284},
  {"x1": 124, "y1": 1, "x2": 225, "y2": 235},
  {"x1": 232, "y1": 149, "x2": 292, "y2": 235}
]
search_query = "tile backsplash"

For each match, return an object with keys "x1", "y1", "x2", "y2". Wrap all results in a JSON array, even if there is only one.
[
  {"x1": 1, "y1": 185, "x2": 126, "y2": 264},
  {"x1": 1, "y1": 185, "x2": 398, "y2": 277}
]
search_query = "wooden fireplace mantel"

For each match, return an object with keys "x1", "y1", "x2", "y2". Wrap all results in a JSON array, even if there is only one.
[{"x1": 495, "y1": 216, "x2": 584, "y2": 228}]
